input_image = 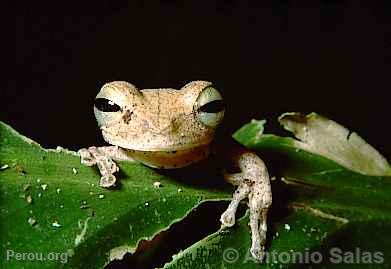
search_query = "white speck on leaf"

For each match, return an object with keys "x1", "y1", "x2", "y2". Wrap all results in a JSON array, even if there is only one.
[
  {"x1": 56, "y1": 188, "x2": 61, "y2": 194},
  {"x1": 28, "y1": 217, "x2": 37, "y2": 226},
  {"x1": 98, "y1": 194, "x2": 105, "y2": 199},
  {"x1": 52, "y1": 220, "x2": 61, "y2": 228},
  {"x1": 284, "y1": 224, "x2": 291, "y2": 231},
  {"x1": 153, "y1": 181, "x2": 162, "y2": 188},
  {"x1": 0, "y1": 164, "x2": 9, "y2": 170},
  {"x1": 72, "y1": 168, "x2": 78, "y2": 175},
  {"x1": 41, "y1": 184, "x2": 48, "y2": 190}
]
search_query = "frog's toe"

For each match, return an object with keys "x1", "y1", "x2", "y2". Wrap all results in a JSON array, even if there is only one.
[
  {"x1": 95, "y1": 156, "x2": 119, "y2": 176},
  {"x1": 250, "y1": 244, "x2": 265, "y2": 262},
  {"x1": 220, "y1": 210, "x2": 236, "y2": 227},
  {"x1": 100, "y1": 174, "x2": 116, "y2": 188},
  {"x1": 78, "y1": 148, "x2": 96, "y2": 166}
]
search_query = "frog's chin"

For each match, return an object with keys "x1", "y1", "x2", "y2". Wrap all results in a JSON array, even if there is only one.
[{"x1": 124, "y1": 144, "x2": 211, "y2": 169}]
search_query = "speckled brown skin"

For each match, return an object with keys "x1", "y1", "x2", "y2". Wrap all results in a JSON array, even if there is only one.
[{"x1": 78, "y1": 81, "x2": 272, "y2": 261}]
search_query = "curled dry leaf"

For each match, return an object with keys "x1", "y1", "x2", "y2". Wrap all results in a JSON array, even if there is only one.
[{"x1": 278, "y1": 112, "x2": 390, "y2": 176}]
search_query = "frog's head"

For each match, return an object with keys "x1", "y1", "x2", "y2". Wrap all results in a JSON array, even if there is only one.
[{"x1": 93, "y1": 81, "x2": 225, "y2": 151}]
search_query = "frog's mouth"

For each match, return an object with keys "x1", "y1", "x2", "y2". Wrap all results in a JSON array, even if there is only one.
[{"x1": 101, "y1": 128, "x2": 214, "y2": 152}]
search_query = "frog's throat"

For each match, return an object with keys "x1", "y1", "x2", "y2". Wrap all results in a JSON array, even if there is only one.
[{"x1": 125, "y1": 144, "x2": 211, "y2": 169}]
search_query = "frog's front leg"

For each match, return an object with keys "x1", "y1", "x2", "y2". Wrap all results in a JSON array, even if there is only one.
[
  {"x1": 220, "y1": 150, "x2": 272, "y2": 261},
  {"x1": 78, "y1": 146, "x2": 134, "y2": 187}
]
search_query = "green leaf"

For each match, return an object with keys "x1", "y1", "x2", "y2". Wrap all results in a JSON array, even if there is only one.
[
  {"x1": 165, "y1": 113, "x2": 391, "y2": 268},
  {"x1": 0, "y1": 122, "x2": 230, "y2": 269},
  {"x1": 2, "y1": 112, "x2": 391, "y2": 269}
]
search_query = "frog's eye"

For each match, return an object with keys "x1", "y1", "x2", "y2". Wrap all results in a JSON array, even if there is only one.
[
  {"x1": 94, "y1": 98, "x2": 121, "y2": 112},
  {"x1": 94, "y1": 97, "x2": 123, "y2": 127},
  {"x1": 195, "y1": 86, "x2": 225, "y2": 127}
]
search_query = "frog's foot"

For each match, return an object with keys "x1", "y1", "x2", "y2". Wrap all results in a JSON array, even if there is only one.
[
  {"x1": 78, "y1": 146, "x2": 119, "y2": 188},
  {"x1": 221, "y1": 177, "x2": 271, "y2": 261},
  {"x1": 221, "y1": 153, "x2": 272, "y2": 262}
]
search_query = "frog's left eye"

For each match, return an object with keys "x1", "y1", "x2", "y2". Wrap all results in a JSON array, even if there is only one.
[
  {"x1": 94, "y1": 97, "x2": 123, "y2": 127},
  {"x1": 195, "y1": 86, "x2": 225, "y2": 127},
  {"x1": 94, "y1": 98, "x2": 121, "y2": 112}
]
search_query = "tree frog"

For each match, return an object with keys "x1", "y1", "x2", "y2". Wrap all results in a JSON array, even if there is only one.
[{"x1": 78, "y1": 81, "x2": 272, "y2": 261}]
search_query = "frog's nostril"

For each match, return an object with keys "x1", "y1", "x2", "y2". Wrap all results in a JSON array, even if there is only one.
[
  {"x1": 122, "y1": 110, "x2": 133, "y2": 124},
  {"x1": 156, "y1": 120, "x2": 179, "y2": 135}
]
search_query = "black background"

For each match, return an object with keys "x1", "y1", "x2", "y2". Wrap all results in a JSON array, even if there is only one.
[
  {"x1": 7, "y1": 1, "x2": 391, "y2": 268},
  {"x1": 7, "y1": 1, "x2": 391, "y2": 158}
]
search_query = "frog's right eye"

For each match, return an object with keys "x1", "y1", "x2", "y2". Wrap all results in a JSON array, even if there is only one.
[
  {"x1": 195, "y1": 86, "x2": 225, "y2": 127},
  {"x1": 94, "y1": 98, "x2": 121, "y2": 112}
]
